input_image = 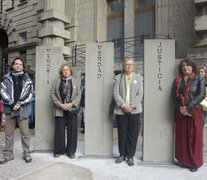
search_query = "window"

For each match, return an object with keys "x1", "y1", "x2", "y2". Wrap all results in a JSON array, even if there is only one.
[
  {"x1": 20, "y1": 51, "x2": 26, "y2": 62},
  {"x1": 107, "y1": 0, "x2": 124, "y2": 19},
  {"x1": 11, "y1": 0, "x2": 14, "y2": 7},
  {"x1": 136, "y1": 0, "x2": 155, "y2": 14},
  {"x1": 19, "y1": 32, "x2": 27, "y2": 45}
]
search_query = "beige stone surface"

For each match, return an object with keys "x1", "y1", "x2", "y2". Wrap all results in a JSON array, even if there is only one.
[{"x1": 195, "y1": 15, "x2": 207, "y2": 32}]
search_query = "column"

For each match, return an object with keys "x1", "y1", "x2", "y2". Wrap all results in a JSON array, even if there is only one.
[
  {"x1": 35, "y1": 0, "x2": 71, "y2": 150},
  {"x1": 85, "y1": 42, "x2": 114, "y2": 156},
  {"x1": 143, "y1": 39, "x2": 175, "y2": 164},
  {"x1": 124, "y1": 0, "x2": 135, "y2": 57}
]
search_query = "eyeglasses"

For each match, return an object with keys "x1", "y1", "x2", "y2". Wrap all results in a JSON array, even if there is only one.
[{"x1": 125, "y1": 64, "x2": 134, "y2": 66}]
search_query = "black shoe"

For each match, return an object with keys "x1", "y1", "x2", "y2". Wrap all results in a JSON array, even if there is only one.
[
  {"x1": 0, "y1": 157, "x2": 8, "y2": 164},
  {"x1": 81, "y1": 129, "x2": 85, "y2": 134},
  {"x1": 0, "y1": 157, "x2": 14, "y2": 164},
  {"x1": 115, "y1": 156, "x2": 126, "y2": 164},
  {"x1": 68, "y1": 154, "x2": 75, "y2": 159},
  {"x1": 189, "y1": 167, "x2": 198, "y2": 172},
  {"x1": 178, "y1": 163, "x2": 188, "y2": 168},
  {"x1": 127, "y1": 157, "x2": 134, "y2": 166},
  {"x1": 23, "y1": 154, "x2": 32, "y2": 163}
]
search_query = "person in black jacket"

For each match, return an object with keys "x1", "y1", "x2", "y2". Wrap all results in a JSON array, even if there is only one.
[{"x1": 172, "y1": 59, "x2": 206, "y2": 172}]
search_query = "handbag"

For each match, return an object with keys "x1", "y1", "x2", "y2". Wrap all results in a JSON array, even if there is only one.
[
  {"x1": 200, "y1": 99, "x2": 207, "y2": 112},
  {"x1": 109, "y1": 98, "x2": 116, "y2": 116},
  {"x1": 67, "y1": 105, "x2": 81, "y2": 115}
]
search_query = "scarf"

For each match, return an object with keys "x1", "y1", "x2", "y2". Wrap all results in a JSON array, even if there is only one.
[
  {"x1": 62, "y1": 76, "x2": 72, "y2": 103},
  {"x1": 175, "y1": 72, "x2": 197, "y2": 124},
  {"x1": 11, "y1": 70, "x2": 24, "y2": 77}
]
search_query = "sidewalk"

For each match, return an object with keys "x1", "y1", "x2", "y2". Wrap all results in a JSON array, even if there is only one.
[{"x1": 0, "y1": 125, "x2": 207, "y2": 180}]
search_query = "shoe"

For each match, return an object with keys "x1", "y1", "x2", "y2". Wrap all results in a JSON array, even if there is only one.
[
  {"x1": 69, "y1": 154, "x2": 75, "y2": 159},
  {"x1": 81, "y1": 129, "x2": 85, "y2": 134},
  {"x1": 23, "y1": 154, "x2": 32, "y2": 163},
  {"x1": 0, "y1": 157, "x2": 14, "y2": 164},
  {"x1": 178, "y1": 163, "x2": 188, "y2": 168},
  {"x1": 115, "y1": 156, "x2": 126, "y2": 164},
  {"x1": 189, "y1": 167, "x2": 198, "y2": 172},
  {"x1": 54, "y1": 154, "x2": 61, "y2": 158},
  {"x1": 127, "y1": 157, "x2": 134, "y2": 166}
]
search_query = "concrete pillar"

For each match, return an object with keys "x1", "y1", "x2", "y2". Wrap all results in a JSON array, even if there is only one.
[
  {"x1": 156, "y1": 0, "x2": 169, "y2": 37},
  {"x1": 124, "y1": 0, "x2": 135, "y2": 57},
  {"x1": 35, "y1": 47, "x2": 63, "y2": 150},
  {"x1": 35, "y1": 0, "x2": 71, "y2": 150},
  {"x1": 143, "y1": 39, "x2": 175, "y2": 163},
  {"x1": 85, "y1": 42, "x2": 114, "y2": 156},
  {"x1": 38, "y1": 0, "x2": 72, "y2": 57},
  {"x1": 94, "y1": 0, "x2": 107, "y2": 42}
]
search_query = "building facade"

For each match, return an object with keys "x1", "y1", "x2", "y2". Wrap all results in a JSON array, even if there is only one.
[{"x1": 0, "y1": 0, "x2": 206, "y2": 79}]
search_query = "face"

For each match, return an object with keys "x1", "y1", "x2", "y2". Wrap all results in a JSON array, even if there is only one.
[
  {"x1": 12, "y1": 59, "x2": 23, "y2": 72},
  {"x1": 199, "y1": 69, "x2": 206, "y2": 78},
  {"x1": 124, "y1": 60, "x2": 135, "y2": 75},
  {"x1": 62, "y1": 66, "x2": 71, "y2": 78},
  {"x1": 182, "y1": 62, "x2": 193, "y2": 76}
]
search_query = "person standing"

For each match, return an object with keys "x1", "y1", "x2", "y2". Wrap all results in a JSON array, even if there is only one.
[
  {"x1": 172, "y1": 59, "x2": 206, "y2": 172},
  {"x1": 50, "y1": 63, "x2": 81, "y2": 159},
  {"x1": 113, "y1": 58, "x2": 143, "y2": 166},
  {"x1": 0, "y1": 57, "x2": 33, "y2": 164},
  {"x1": 198, "y1": 67, "x2": 207, "y2": 126}
]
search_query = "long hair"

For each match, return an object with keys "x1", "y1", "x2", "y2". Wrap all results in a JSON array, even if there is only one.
[{"x1": 9, "y1": 57, "x2": 26, "y2": 72}]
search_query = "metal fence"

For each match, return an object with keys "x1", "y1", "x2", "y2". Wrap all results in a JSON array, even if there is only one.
[{"x1": 72, "y1": 34, "x2": 171, "y2": 66}]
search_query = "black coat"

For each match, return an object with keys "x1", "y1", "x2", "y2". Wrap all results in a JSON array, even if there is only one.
[{"x1": 172, "y1": 75, "x2": 206, "y2": 111}]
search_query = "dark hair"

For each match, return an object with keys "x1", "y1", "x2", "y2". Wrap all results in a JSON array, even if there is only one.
[
  {"x1": 178, "y1": 59, "x2": 197, "y2": 75},
  {"x1": 9, "y1": 57, "x2": 26, "y2": 72}
]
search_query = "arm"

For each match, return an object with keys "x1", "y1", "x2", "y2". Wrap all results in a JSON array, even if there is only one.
[
  {"x1": 171, "y1": 79, "x2": 182, "y2": 110},
  {"x1": 18, "y1": 81, "x2": 33, "y2": 106},
  {"x1": 113, "y1": 74, "x2": 125, "y2": 107},
  {"x1": 0, "y1": 80, "x2": 14, "y2": 106},
  {"x1": 187, "y1": 76, "x2": 206, "y2": 111},
  {"x1": 135, "y1": 75, "x2": 143, "y2": 103},
  {"x1": 71, "y1": 79, "x2": 81, "y2": 107},
  {"x1": 50, "y1": 80, "x2": 62, "y2": 108}
]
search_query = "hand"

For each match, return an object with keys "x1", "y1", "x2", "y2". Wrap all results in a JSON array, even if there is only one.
[
  {"x1": 122, "y1": 104, "x2": 134, "y2": 113},
  {"x1": 180, "y1": 106, "x2": 189, "y2": 116},
  {"x1": 60, "y1": 103, "x2": 73, "y2": 111},
  {"x1": 13, "y1": 104, "x2": 20, "y2": 111}
]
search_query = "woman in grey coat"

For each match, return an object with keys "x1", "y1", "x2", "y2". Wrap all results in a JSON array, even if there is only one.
[
  {"x1": 50, "y1": 63, "x2": 81, "y2": 159},
  {"x1": 113, "y1": 58, "x2": 143, "y2": 166}
]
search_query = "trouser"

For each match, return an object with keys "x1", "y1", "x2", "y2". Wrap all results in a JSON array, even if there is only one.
[
  {"x1": 54, "y1": 113, "x2": 77, "y2": 156},
  {"x1": 3, "y1": 114, "x2": 30, "y2": 159},
  {"x1": 116, "y1": 113, "x2": 140, "y2": 158}
]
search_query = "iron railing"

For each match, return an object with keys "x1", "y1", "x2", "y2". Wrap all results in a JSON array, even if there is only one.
[{"x1": 72, "y1": 34, "x2": 171, "y2": 66}]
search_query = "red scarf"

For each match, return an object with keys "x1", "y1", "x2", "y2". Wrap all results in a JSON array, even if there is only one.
[{"x1": 175, "y1": 72, "x2": 197, "y2": 124}]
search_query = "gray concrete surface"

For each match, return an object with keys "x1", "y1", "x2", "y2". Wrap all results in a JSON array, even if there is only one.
[{"x1": 0, "y1": 115, "x2": 207, "y2": 180}]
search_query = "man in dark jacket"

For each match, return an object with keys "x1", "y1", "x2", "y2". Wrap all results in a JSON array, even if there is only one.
[{"x1": 0, "y1": 57, "x2": 33, "y2": 164}]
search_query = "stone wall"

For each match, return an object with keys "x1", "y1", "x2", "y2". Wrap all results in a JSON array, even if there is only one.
[
  {"x1": 75, "y1": 0, "x2": 95, "y2": 42},
  {"x1": 167, "y1": 0, "x2": 198, "y2": 58},
  {"x1": 1, "y1": 0, "x2": 41, "y2": 69}
]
